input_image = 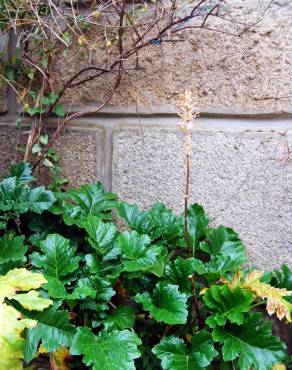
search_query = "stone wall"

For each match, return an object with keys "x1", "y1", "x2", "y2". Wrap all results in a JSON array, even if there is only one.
[
  {"x1": 54, "y1": 0, "x2": 292, "y2": 109},
  {"x1": 1, "y1": 110, "x2": 291, "y2": 270},
  {"x1": 0, "y1": 0, "x2": 291, "y2": 270}
]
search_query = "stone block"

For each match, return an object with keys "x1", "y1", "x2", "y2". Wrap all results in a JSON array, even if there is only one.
[
  {"x1": 0, "y1": 124, "x2": 28, "y2": 176},
  {"x1": 0, "y1": 124, "x2": 104, "y2": 188},
  {"x1": 53, "y1": 128, "x2": 103, "y2": 187},
  {"x1": 112, "y1": 126, "x2": 292, "y2": 269}
]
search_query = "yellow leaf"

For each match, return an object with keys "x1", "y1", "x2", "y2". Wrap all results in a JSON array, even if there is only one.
[
  {"x1": 78, "y1": 35, "x2": 87, "y2": 46},
  {"x1": 106, "y1": 39, "x2": 112, "y2": 47},
  {"x1": 243, "y1": 271, "x2": 292, "y2": 322},
  {"x1": 39, "y1": 344, "x2": 48, "y2": 354},
  {"x1": 0, "y1": 268, "x2": 52, "y2": 370},
  {"x1": 0, "y1": 268, "x2": 47, "y2": 302},
  {"x1": 184, "y1": 333, "x2": 192, "y2": 342},
  {"x1": 51, "y1": 347, "x2": 71, "y2": 370},
  {"x1": 0, "y1": 304, "x2": 37, "y2": 370},
  {"x1": 273, "y1": 365, "x2": 286, "y2": 370},
  {"x1": 13, "y1": 290, "x2": 52, "y2": 311},
  {"x1": 92, "y1": 11, "x2": 100, "y2": 19},
  {"x1": 199, "y1": 287, "x2": 207, "y2": 295}
]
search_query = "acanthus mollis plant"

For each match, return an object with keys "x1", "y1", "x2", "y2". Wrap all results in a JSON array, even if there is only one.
[{"x1": 0, "y1": 94, "x2": 291, "y2": 369}]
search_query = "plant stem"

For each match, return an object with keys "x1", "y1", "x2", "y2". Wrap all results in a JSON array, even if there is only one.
[
  {"x1": 250, "y1": 301, "x2": 266, "y2": 309},
  {"x1": 189, "y1": 275, "x2": 204, "y2": 330},
  {"x1": 184, "y1": 150, "x2": 191, "y2": 258}
]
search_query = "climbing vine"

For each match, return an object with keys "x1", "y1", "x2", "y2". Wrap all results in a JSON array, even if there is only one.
[{"x1": 0, "y1": 0, "x2": 267, "y2": 174}]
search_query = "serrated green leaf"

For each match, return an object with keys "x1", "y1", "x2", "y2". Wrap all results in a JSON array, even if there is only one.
[
  {"x1": 212, "y1": 313, "x2": 287, "y2": 370},
  {"x1": 165, "y1": 257, "x2": 206, "y2": 295},
  {"x1": 28, "y1": 186, "x2": 56, "y2": 214},
  {"x1": 56, "y1": 183, "x2": 118, "y2": 226},
  {"x1": 269, "y1": 264, "x2": 292, "y2": 304},
  {"x1": 270, "y1": 264, "x2": 292, "y2": 291},
  {"x1": 77, "y1": 276, "x2": 115, "y2": 311},
  {"x1": 146, "y1": 202, "x2": 183, "y2": 241},
  {"x1": 118, "y1": 202, "x2": 153, "y2": 235},
  {"x1": 118, "y1": 202, "x2": 183, "y2": 243},
  {"x1": 200, "y1": 225, "x2": 247, "y2": 277},
  {"x1": 83, "y1": 215, "x2": 117, "y2": 255},
  {"x1": 118, "y1": 231, "x2": 167, "y2": 274},
  {"x1": 24, "y1": 306, "x2": 76, "y2": 362},
  {"x1": 85, "y1": 253, "x2": 100, "y2": 274},
  {"x1": 44, "y1": 277, "x2": 96, "y2": 300},
  {"x1": 152, "y1": 330, "x2": 218, "y2": 370},
  {"x1": 104, "y1": 305, "x2": 135, "y2": 330},
  {"x1": 187, "y1": 204, "x2": 209, "y2": 251},
  {"x1": 0, "y1": 234, "x2": 27, "y2": 264},
  {"x1": 135, "y1": 282, "x2": 188, "y2": 324},
  {"x1": 30, "y1": 234, "x2": 80, "y2": 280},
  {"x1": 203, "y1": 285, "x2": 254, "y2": 327},
  {"x1": 146, "y1": 246, "x2": 169, "y2": 277},
  {"x1": 70, "y1": 327, "x2": 141, "y2": 370},
  {"x1": 0, "y1": 177, "x2": 30, "y2": 216},
  {"x1": 9, "y1": 162, "x2": 34, "y2": 185}
]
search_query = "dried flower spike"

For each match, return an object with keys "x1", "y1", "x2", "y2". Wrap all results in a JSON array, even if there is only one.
[{"x1": 177, "y1": 90, "x2": 199, "y2": 133}]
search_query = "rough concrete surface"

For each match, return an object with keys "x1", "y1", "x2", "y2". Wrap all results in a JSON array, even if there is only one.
[
  {"x1": 112, "y1": 126, "x2": 292, "y2": 269},
  {"x1": 0, "y1": 125, "x2": 101, "y2": 187},
  {"x1": 52, "y1": 129, "x2": 101, "y2": 187},
  {"x1": 55, "y1": 0, "x2": 292, "y2": 110},
  {"x1": 0, "y1": 125, "x2": 28, "y2": 176}
]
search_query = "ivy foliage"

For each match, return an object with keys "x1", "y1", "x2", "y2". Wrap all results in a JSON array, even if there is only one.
[{"x1": 0, "y1": 163, "x2": 291, "y2": 369}]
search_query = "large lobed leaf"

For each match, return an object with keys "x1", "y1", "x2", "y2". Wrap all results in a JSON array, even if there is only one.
[
  {"x1": 146, "y1": 202, "x2": 183, "y2": 242},
  {"x1": 203, "y1": 284, "x2": 254, "y2": 327},
  {"x1": 269, "y1": 264, "x2": 292, "y2": 291},
  {"x1": 0, "y1": 233, "x2": 27, "y2": 264},
  {"x1": 165, "y1": 257, "x2": 206, "y2": 295},
  {"x1": 52, "y1": 182, "x2": 118, "y2": 226},
  {"x1": 200, "y1": 225, "x2": 247, "y2": 277},
  {"x1": 0, "y1": 268, "x2": 52, "y2": 369},
  {"x1": 9, "y1": 162, "x2": 34, "y2": 185},
  {"x1": 135, "y1": 282, "x2": 188, "y2": 324},
  {"x1": 0, "y1": 173, "x2": 55, "y2": 228},
  {"x1": 187, "y1": 204, "x2": 209, "y2": 251},
  {"x1": 118, "y1": 202, "x2": 183, "y2": 243},
  {"x1": 0, "y1": 304, "x2": 37, "y2": 370},
  {"x1": 70, "y1": 327, "x2": 141, "y2": 370},
  {"x1": 30, "y1": 233, "x2": 80, "y2": 280},
  {"x1": 212, "y1": 313, "x2": 287, "y2": 370},
  {"x1": 119, "y1": 230, "x2": 167, "y2": 276},
  {"x1": 118, "y1": 202, "x2": 154, "y2": 236},
  {"x1": 24, "y1": 305, "x2": 76, "y2": 363},
  {"x1": 83, "y1": 215, "x2": 118, "y2": 255},
  {"x1": 0, "y1": 268, "x2": 50, "y2": 303},
  {"x1": 152, "y1": 330, "x2": 218, "y2": 370},
  {"x1": 104, "y1": 305, "x2": 136, "y2": 330}
]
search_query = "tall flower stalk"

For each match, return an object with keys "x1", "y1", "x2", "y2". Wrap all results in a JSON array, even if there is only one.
[
  {"x1": 177, "y1": 92, "x2": 203, "y2": 330},
  {"x1": 177, "y1": 91, "x2": 199, "y2": 258}
]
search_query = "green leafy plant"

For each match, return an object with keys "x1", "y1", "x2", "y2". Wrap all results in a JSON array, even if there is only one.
[
  {"x1": 0, "y1": 160, "x2": 291, "y2": 370},
  {"x1": 0, "y1": 268, "x2": 51, "y2": 370}
]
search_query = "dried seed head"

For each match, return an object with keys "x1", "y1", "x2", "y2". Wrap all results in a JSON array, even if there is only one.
[
  {"x1": 177, "y1": 91, "x2": 199, "y2": 120},
  {"x1": 177, "y1": 91, "x2": 199, "y2": 131}
]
